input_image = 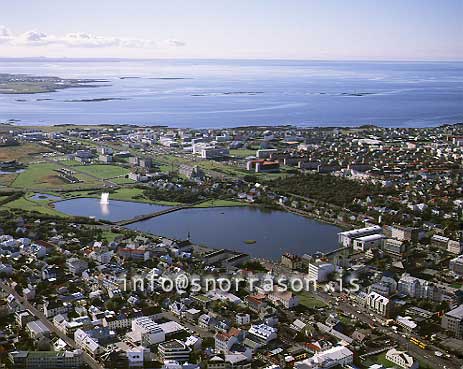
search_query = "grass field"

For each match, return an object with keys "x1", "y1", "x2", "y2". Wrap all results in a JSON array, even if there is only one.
[
  {"x1": 11, "y1": 162, "x2": 65, "y2": 188},
  {"x1": 0, "y1": 173, "x2": 18, "y2": 186},
  {"x1": 298, "y1": 292, "x2": 327, "y2": 309},
  {"x1": 229, "y1": 149, "x2": 256, "y2": 158},
  {"x1": 193, "y1": 199, "x2": 246, "y2": 208},
  {"x1": 74, "y1": 164, "x2": 129, "y2": 179},
  {"x1": 11, "y1": 162, "x2": 102, "y2": 190},
  {"x1": 368, "y1": 352, "x2": 434, "y2": 369},
  {"x1": 0, "y1": 143, "x2": 50, "y2": 162},
  {"x1": 2, "y1": 194, "x2": 66, "y2": 217}
]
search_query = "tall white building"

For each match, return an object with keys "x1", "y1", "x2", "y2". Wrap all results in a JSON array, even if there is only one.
[
  {"x1": 365, "y1": 291, "x2": 393, "y2": 317},
  {"x1": 130, "y1": 317, "x2": 165, "y2": 345},
  {"x1": 308, "y1": 263, "x2": 335, "y2": 282}
]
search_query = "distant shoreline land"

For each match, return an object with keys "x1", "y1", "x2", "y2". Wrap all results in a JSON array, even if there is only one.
[{"x1": 0, "y1": 73, "x2": 109, "y2": 94}]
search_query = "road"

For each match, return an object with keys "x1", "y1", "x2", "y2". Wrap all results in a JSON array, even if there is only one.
[
  {"x1": 318, "y1": 291, "x2": 462, "y2": 369},
  {"x1": 0, "y1": 280, "x2": 105, "y2": 369},
  {"x1": 258, "y1": 257, "x2": 461, "y2": 369}
]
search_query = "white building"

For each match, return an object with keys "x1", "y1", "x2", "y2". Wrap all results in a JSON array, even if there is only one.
[
  {"x1": 256, "y1": 149, "x2": 278, "y2": 159},
  {"x1": 158, "y1": 339, "x2": 191, "y2": 363},
  {"x1": 200, "y1": 147, "x2": 229, "y2": 159},
  {"x1": 449, "y1": 255, "x2": 463, "y2": 276},
  {"x1": 338, "y1": 225, "x2": 382, "y2": 247},
  {"x1": 352, "y1": 234, "x2": 385, "y2": 251},
  {"x1": 385, "y1": 348, "x2": 418, "y2": 369},
  {"x1": 248, "y1": 324, "x2": 277, "y2": 343},
  {"x1": 308, "y1": 263, "x2": 335, "y2": 282},
  {"x1": 130, "y1": 317, "x2": 165, "y2": 345},
  {"x1": 215, "y1": 332, "x2": 238, "y2": 353},
  {"x1": 74, "y1": 329, "x2": 104, "y2": 356},
  {"x1": 365, "y1": 291, "x2": 392, "y2": 317},
  {"x1": 268, "y1": 290, "x2": 299, "y2": 309},
  {"x1": 448, "y1": 240, "x2": 463, "y2": 254},
  {"x1": 294, "y1": 346, "x2": 354, "y2": 369},
  {"x1": 236, "y1": 313, "x2": 250, "y2": 326}
]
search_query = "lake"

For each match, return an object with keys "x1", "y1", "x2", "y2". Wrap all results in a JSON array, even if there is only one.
[
  {"x1": 54, "y1": 197, "x2": 170, "y2": 222},
  {"x1": 0, "y1": 59, "x2": 462, "y2": 128},
  {"x1": 54, "y1": 197, "x2": 340, "y2": 259},
  {"x1": 127, "y1": 206, "x2": 341, "y2": 259}
]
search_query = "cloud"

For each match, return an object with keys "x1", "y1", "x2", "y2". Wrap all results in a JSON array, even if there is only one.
[
  {"x1": 0, "y1": 26, "x2": 12, "y2": 44},
  {"x1": 0, "y1": 26, "x2": 185, "y2": 49}
]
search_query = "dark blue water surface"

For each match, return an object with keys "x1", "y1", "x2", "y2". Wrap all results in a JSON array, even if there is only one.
[
  {"x1": 0, "y1": 59, "x2": 462, "y2": 128},
  {"x1": 126, "y1": 206, "x2": 341, "y2": 259}
]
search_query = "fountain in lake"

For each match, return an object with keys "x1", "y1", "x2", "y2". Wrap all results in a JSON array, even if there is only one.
[{"x1": 100, "y1": 192, "x2": 109, "y2": 205}]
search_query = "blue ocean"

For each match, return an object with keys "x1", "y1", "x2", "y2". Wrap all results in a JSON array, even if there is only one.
[{"x1": 0, "y1": 59, "x2": 462, "y2": 127}]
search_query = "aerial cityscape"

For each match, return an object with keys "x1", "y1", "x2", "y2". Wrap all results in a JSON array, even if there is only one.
[{"x1": 0, "y1": 1, "x2": 462, "y2": 369}]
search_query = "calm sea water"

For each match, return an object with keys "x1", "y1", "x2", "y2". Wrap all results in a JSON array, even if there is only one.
[{"x1": 0, "y1": 59, "x2": 462, "y2": 128}]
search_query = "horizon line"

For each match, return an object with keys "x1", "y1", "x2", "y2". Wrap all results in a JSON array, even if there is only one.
[{"x1": 0, "y1": 56, "x2": 462, "y2": 63}]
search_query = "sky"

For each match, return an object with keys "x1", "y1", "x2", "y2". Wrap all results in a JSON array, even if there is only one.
[{"x1": 1, "y1": 0, "x2": 462, "y2": 60}]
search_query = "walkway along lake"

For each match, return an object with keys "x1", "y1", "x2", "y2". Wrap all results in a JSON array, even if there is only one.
[{"x1": 54, "y1": 198, "x2": 340, "y2": 260}]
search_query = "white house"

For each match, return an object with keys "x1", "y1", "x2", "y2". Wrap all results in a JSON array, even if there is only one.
[{"x1": 385, "y1": 348, "x2": 418, "y2": 369}]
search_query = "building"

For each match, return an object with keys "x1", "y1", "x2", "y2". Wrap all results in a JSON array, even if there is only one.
[
  {"x1": 389, "y1": 225, "x2": 423, "y2": 242},
  {"x1": 396, "y1": 316, "x2": 417, "y2": 332},
  {"x1": 129, "y1": 156, "x2": 153, "y2": 168},
  {"x1": 383, "y1": 238, "x2": 407, "y2": 259},
  {"x1": 235, "y1": 313, "x2": 250, "y2": 326},
  {"x1": 130, "y1": 317, "x2": 165, "y2": 345},
  {"x1": 74, "y1": 328, "x2": 108, "y2": 356},
  {"x1": 201, "y1": 147, "x2": 229, "y2": 159},
  {"x1": 98, "y1": 154, "x2": 113, "y2": 163},
  {"x1": 158, "y1": 340, "x2": 191, "y2": 363},
  {"x1": 308, "y1": 262, "x2": 335, "y2": 282},
  {"x1": 294, "y1": 346, "x2": 353, "y2": 369},
  {"x1": 337, "y1": 226, "x2": 382, "y2": 247},
  {"x1": 256, "y1": 149, "x2": 278, "y2": 159},
  {"x1": 281, "y1": 253, "x2": 303, "y2": 270},
  {"x1": 268, "y1": 290, "x2": 299, "y2": 309},
  {"x1": 215, "y1": 331, "x2": 239, "y2": 353},
  {"x1": 448, "y1": 240, "x2": 463, "y2": 254},
  {"x1": 431, "y1": 235, "x2": 450, "y2": 249},
  {"x1": 365, "y1": 291, "x2": 393, "y2": 317},
  {"x1": 248, "y1": 324, "x2": 277, "y2": 344},
  {"x1": 449, "y1": 255, "x2": 463, "y2": 276},
  {"x1": 66, "y1": 258, "x2": 88, "y2": 276},
  {"x1": 385, "y1": 348, "x2": 418, "y2": 369},
  {"x1": 26, "y1": 320, "x2": 51, "y2": 339},
  {"x1": 246, "y1": 159, "x2": 280, "y2": 173},
  {"x1": 207, "y1": 353, "x2": 251, "y2": 369},
  {"x1": 179, "y1": 164, "x2": 205, "y2": 179},
  {"x1": 441, "y1": 304, "x2": 463, "y2": 338},
  {"x1": 369, "y1": 277, "x2": 397, "y2": 297},
  {"x1": 15, "y1": 310, "x2": 35, "y2": 328},
  {"x1": 352, "y1": 234, "x2": 385, "y2": 251},
  {"x1": 398, "y1": 273, "x2": 444, "y2": 302},
  {"x1": 118, "y1": 247, "x2": 150, "y2": 261},
  {"x1": 8, "y1": 350, "x2": 83, "y2": 369}
]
